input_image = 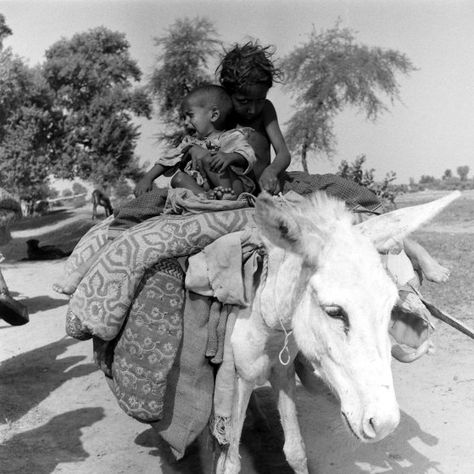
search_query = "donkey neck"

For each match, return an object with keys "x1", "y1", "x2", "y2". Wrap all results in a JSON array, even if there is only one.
[{"x1": 256, "y1": 247, "x2": 313, "y2": 332}]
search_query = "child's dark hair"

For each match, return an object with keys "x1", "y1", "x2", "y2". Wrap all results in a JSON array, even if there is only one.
[
  {"x1": 184, "y1": 84, "x2": 233, "y2": 127},
  {"x1": 218, "y1": 41, "x2": 281, "y2": 94}
]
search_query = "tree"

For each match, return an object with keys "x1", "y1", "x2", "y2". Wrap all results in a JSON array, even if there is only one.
[
  {"x1": 0, "y1": 16, "x2": 32, "y2": 139},
  {"x1": 72, "y1": 182, "x2": 88, "y2": 195},
  {"x1": 113, "y1": 178, "x2": 133, "y2": 199},
  {"x1": 419, "y1": 175, "x2": 436, "y2": 184},
  {"x1": 281, "y1": 23, "x2": 416, "y2": 172},
  {"x1": 0, "y1": 49, "x2": 27, "y2": 139},
  {"x1": 0, "y1": 17, "x2": 59, "y2": 199},
  {"x1": 456, "y1": 165, "x2": 469, "y2": 181},
  {"x1": 42, "y1": 27, "x2": 152, "y2": 186},
  {"x1": 442, "y1": 169, "x2": 453, "y2": 180},
  {"x1": 0, "y1": 13, "x2": 13, "y2": 50},
  {"x1": 0, "y1": 103, "x2": 60, "y2": 200},
  {"x1": 149, "y1": 17, "x2": 220, "y2": 142}
]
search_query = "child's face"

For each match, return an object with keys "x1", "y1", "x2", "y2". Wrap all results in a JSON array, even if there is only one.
[
  {"x1": 182, "y1": 99, "x2": 214, "y2": 137},
  {"x1": 231, "y1": 84, "x2": 269, "y2": 122}
]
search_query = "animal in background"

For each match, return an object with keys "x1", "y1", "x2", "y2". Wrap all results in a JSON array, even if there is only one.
[
  {"x1": 91, "y1": 189, "x2": 113, "y2": 220},
  {"x1": 26, "y1": 239, "x2": 68, "y2": 260},
  {"x1": 33, "y1": 200, "x2": 49, "y2": 216}
]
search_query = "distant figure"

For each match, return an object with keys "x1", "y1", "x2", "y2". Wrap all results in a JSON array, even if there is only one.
[
  {"x1": 26, "y1": 239, "x2": 68, "y2": 260},
  {"x1": 33, "y1": 199, "x2": 49, "y2": 216},
  {"x1": 20, "y1": 199, "x2": 33, "y2": 217},
  {"x1": 91, "y1": 189, "x2": 113, "y2": 220}
]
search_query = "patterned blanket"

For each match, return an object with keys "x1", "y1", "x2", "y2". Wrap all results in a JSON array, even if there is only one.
[
  {"x1": 111, "y1": 258, "x2": 185, "y2": 421},
  {"x1": 67, "y1": 207, "x2": 256, "y2": 341}
]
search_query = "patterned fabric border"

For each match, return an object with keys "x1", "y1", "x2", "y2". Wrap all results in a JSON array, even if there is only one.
[{"x1": 111, "y1": 258, "x2": 185, "y2": 421}]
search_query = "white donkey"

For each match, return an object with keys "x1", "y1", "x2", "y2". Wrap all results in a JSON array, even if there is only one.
[{"x1": 217, "y1": 190, "x2": 459, "y2": 474}]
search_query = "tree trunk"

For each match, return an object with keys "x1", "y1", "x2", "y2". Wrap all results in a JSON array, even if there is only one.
[{"x1": 301, "y1": 138, "x2": 309, "y2": 174}]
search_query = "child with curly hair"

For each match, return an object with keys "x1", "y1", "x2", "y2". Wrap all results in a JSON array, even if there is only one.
[
  {"x1": 217, "y1": 41, "x2": 290, "y2": 195},
  {"x1": 213, "y1": 41, "x2": 449, "y2": 284}
]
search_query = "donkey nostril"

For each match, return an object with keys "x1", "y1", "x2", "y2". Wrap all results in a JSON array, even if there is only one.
[{"x1": 363, "y1": 416, "x2": 378, "y2": 439}]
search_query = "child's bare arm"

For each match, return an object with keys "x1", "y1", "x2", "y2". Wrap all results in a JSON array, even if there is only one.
[
  {"x1": 260, "y1": 100, "x2": 291, "y2": 194},
  {"x1": 134, "y1": 163, "x2": 167, "y2": 196},
  {"x1": 207, "y1": 151, "x2": 246, "y2": 173}
]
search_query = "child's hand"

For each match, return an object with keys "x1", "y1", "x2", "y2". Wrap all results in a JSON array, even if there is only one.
[
  {"x1": 208, "y1": 151, "x2": 234, "y2": 173},
  {"x1": 188, "y1": 145, "x2": 208, "y2": 169},
  {"x1": 259, "y1": 167, "x2": 281, "y2": 194},
  {"x1": 134, "y1": 177, "x2": 154, "y2": 197}
]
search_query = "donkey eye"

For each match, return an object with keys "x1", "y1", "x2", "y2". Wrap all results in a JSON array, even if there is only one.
[
  {"x1": 323, "y1": 305, "x2": 344, "y2": 318},
  {"x1": 323, "y1": 305, "x2": 350, "y2": 333}
]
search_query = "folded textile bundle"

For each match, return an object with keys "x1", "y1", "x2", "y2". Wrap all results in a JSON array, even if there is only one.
[
  {"x1": 63, "y1": 215, "x2": 114, "y2": 279},
  {"x1": 66, "y1": 207, "x2": 256, "y2": 341}
]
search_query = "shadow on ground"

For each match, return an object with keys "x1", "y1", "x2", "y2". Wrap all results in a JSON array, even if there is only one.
[
  {"x1": 10, "y1": 209, "x2": 76, "y2": 232},
  {"x1": 3, "y1": 213, "x2": 95, "y2": 262},
  {"x1": 294, "y1": 382, "x2": 440, "y2": 474},
  {"x1": 347, "y1": 411, "x2": 440, "y2": 474},
  {"x1": 133, "y1": 387, "x2": 294, "y2": 474},
  {"x1": 0, "y1": 407, "x2": 104, "y2": 474},
  {"x1": 20, "y1": 294, "x2": 69, "y2": 314},
  {"x1": 135, "y1": 428, "x2": 216, "y2": 474},
  {"x1": 132, "y1": 382, "x2": 441, "y2": 473},
  {"x1": 0, "y1": 337, "x2": 96, "y2": 424}
]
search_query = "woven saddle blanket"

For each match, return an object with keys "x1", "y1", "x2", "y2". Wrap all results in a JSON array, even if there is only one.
[{"x1": 64, "y1": 205, "x2": 258, "y2": 458}]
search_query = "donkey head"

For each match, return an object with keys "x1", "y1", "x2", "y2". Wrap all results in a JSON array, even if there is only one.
[{"x1": 255, "y1": 190, "x2": 459, "y2": 442}]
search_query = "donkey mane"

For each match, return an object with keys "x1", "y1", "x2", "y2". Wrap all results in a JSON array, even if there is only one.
[{"x1": 287, "y1": 191, "x2": 354, "y2": 236}]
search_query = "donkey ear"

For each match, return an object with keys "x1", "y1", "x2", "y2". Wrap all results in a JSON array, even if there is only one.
[
  {"x1": 357, "y1": 191, "x2": 460, "y2": 252},
  {"x1": 255, "y1": 191, "x2": 306, "y2": 253}
]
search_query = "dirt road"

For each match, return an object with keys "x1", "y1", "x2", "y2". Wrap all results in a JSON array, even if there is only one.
[{"x1": 1, "y1": 195, "x2": 473, "y2": 473}]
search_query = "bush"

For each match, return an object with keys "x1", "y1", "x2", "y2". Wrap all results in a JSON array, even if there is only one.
[
  {"x1": 72, "y1": 182, "x2": 88, "y2": 195},
  {"x1": 113, "y1": 179, "x2": 133, "y2": 200},
  {"x1": 337, "y1": 155, "x2": 400, "y2": 209},
  {"x1": 410, "y1": 177, "x2": 474, "y2": 192},
  {"x1": 72, "y1": 196, "x2": 87, "y2": 208},
  {"x1": 112, "y1": 179, "x2": 134, "y2": 208},
  {"x1": 48, "y1": 188, "x2": 59, "y2": 199}
]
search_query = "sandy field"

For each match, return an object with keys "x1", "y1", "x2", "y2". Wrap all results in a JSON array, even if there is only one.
[{"x1": 1, "y1": 192, "x2": 473, "y2": 473}]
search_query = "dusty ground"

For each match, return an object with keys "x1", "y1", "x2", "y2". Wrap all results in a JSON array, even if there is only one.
[{"x1": 0, "y1": 193, "x2": 473, "y2": 474}]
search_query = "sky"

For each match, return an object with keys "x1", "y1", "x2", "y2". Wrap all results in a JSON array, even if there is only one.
[{"x1": 1, "y1": 0, "x2": 473, "y2": 183}]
